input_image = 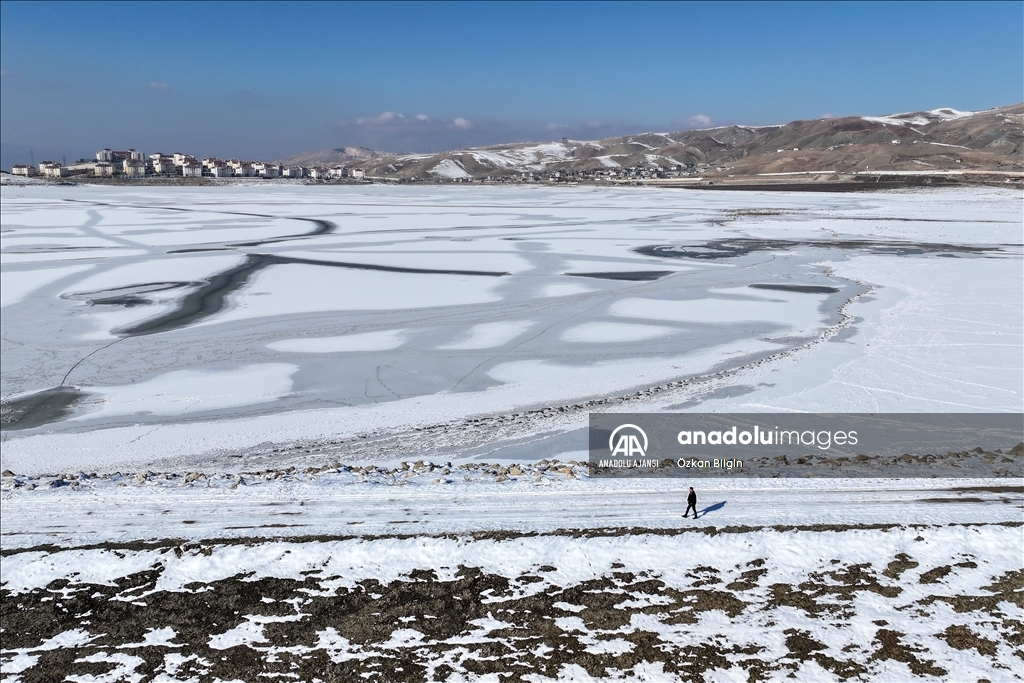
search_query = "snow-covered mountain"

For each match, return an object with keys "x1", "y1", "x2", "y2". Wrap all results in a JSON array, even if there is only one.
[
  {"x1": 283, "y1": 103, "x2": 1023, "y2": 179},
  {"x1": 275, "y1": 146, "x2": 391, "y2": 167}
]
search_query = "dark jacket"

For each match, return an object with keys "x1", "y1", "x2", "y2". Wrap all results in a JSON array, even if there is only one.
[{"x1": 687, "y1": 491, "x2": 697, "y2": 506}]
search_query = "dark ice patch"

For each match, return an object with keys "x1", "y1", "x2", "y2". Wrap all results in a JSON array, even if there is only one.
[
  {"x1": 63, "y1": 282, "x2": 191, "y2": 308},
  {"x1": 0, "y1": 386, "x2": 83, "y2": 431},
  {"x1": 119, "y1": 255, "x2": 508, "y2": 337},
  {"x1": 232, "y1": 218, "x2": 337, "y2": 247},
  {"x1": 568, "y1": 271, "x2": 675, "y2": 281},
  {"x1": 90, "y1": 296, "x2": 151, "y2": 307},
  {"x1": 750, "y1": 284, "x2": 840, "y2": 294}
]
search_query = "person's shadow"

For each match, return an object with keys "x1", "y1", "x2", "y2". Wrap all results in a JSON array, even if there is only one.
[{"x1": 699, "y1": 501, "x2": 726, "y2": 517}]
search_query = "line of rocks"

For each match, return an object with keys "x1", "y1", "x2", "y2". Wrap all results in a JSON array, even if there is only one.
[{"x1": 0, "y1": 459, "x2": 588, "y2": 492}]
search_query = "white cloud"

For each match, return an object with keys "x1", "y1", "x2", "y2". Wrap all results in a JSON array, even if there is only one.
[
  {"x1": 352, "y1": 112, "x2": 474, "y2": 131},
  {"x1": 148, "y1": 81, "x2": 170, "y2": 91},
  {"x1": 357, "y1": 111, "x2": 404, "y2": 125},
  {"x1": 687, "y1": 114, "x2": 712, "y2": 127}
]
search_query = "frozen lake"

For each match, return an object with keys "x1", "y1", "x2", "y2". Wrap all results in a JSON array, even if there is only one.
[{"x1": 1, "y1": 184, "x2": 1021, "y2": 474}]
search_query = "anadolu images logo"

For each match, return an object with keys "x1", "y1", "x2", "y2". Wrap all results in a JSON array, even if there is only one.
[{"x1": 609, "y1": 424, "x2": 648, "y2": 458}]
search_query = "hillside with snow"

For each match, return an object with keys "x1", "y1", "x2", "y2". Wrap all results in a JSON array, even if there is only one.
[
  {"x1": 280, "y1": 103, "x2": 1023, "y2": 181},
  {"x1": 275, "y1": 146, "x2": 392, "y2": 167}
]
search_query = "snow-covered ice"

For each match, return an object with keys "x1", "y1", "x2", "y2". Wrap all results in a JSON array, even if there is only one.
[
  {"x1": 268, "y1": 330, "x2": 407, "y2": 353},
  {"x1": 439, "y1": 320, "x2": 534, "y2": 349},
  {"x1": 1, "y1": 184, "x2": 1021, "y2": 474},
  {"x1": 72, "y1": 363, "x2": 297, "y2": 420}
]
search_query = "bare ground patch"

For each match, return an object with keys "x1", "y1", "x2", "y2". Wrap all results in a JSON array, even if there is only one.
[{"x1": 3, "y1": 527, "x2": 1022, "y2": 681}]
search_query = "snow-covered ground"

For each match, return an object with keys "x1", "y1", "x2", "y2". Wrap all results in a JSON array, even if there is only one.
[
  {"x1": 862, "y1": 107, "x2": 979, "y2": 127},
  {"x1": 2, "y1": 464, "x2": 1022, "y2": 549},
  {"x1": 2, "y1": 185, "x2": 1022, "y2": 681},
  {"x1": 2, "y1": 474, "x2": 1021, "y2": 681},
  {"x1": 2, "y1": 454, "x2": 1022, "y2": 682}
]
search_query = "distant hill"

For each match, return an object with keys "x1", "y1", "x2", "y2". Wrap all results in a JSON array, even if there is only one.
[
  {"x1": 280, "y1": 104, "x2": 1023, "y2": 181},
  {"x1": 275, "y1": 146, "x2": 392, "y2": 167}
]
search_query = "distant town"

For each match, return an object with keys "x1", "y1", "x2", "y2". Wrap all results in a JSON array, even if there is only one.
[
  {"x1": 10, "y1": 149, "x2": 368, "y2": 181},
  {"x1": 8, "y1": 101, "x2": 1021, "y2": 188},
  {"x1": 8, "y1": 146, "x2": 705, "y2": 185}
]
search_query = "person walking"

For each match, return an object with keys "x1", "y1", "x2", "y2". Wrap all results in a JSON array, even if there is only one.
[{"x1": 684, "y1": 487, "x2": 698, "y2": 519}]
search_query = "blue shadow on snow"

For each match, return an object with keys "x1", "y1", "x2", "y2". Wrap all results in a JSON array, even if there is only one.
[{"x1": 699, "y1": 501, "x2": 726, "y2": 516}]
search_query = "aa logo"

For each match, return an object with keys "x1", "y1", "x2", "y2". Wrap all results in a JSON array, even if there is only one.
[{"x1": 609, "y1": 424, "x2": 648, "y2": 458}]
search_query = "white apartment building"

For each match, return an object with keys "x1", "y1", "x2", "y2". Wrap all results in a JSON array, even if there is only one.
[
  {"x1": 97, "y1": 149, "x2": 143, "y2": 163},
  {"x1": 122, "y1": 158, "x2": 146, "y2": 176},
  {"x1": 11, "y1": 165, "x2": 36, "y2": 176},
  {"x1": 153, "y1": 157, "x2": 177, "y2": 175},
  {"x1": 350, "y1": 168, "x2": 366, "y2": 179},
  {"x1": 87, "y1": 147, "x2": 309, "y2": 182},
  {"x1": 328, "y1": 167, "x2": 347, "y2": 179},
  {"x1": 39, "y1": 162, "x2": 68, "y2": 178},
  {"x1": 309, "y1": 167, "x2": 329, "y2": 180},
  {"x1": 65, "y1": 161, "x2": 99, "y2": 176}
]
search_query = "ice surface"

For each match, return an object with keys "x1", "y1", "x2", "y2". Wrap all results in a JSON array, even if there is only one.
[
  {"x1": 1, "y1": 184, "x2": 1020, "y2": 473},
  {"x1": 696, "y1": 254, "x2": 1024, "y2": 413},
  {"x1": 268, "y1": 331, "x2": 406, "y2": 353},
  {"x1": 439, "y1": 321, "x2": 534, "y2": 349},
  {"x1": 274, "y1": 248, "x2": 532, "y2": 274},
  {"x1": 540, "y1": 282, "x2": 595, "y2": 297},
  {"x1": 0, "y1": 264, "x2": 94, "y2": 308},
  {"x1": 67, "y1": 255, "x2": 245, "y2": 294},
  {"x1": 199, "y1": 263, "x2": 504, "y2": 327},
  {"x1": 561, "y1": 321, "x2": 674, "y2": 343},
  {"x1": 74, "y1": 364, "x2": 297, "y2": 420},
  {"x1": 611, "y1": 288, "x2": 827, "y2": 335}
]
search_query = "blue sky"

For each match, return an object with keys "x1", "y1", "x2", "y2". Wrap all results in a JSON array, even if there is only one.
[{"x1": 1, "y1": 1, "x2": 1021, "y2": 167}]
